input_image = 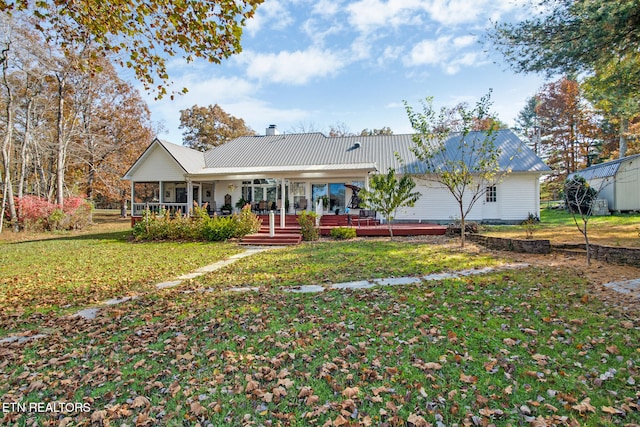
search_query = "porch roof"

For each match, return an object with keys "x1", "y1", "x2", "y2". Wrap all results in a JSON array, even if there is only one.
[{"x1": 189, "y1": 162, "x2": 378, "y2": 177}]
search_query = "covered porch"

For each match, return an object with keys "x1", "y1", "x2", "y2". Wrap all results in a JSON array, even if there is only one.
[{"x1": 129, "y1": 168, "x2": 374, "y2": 222}]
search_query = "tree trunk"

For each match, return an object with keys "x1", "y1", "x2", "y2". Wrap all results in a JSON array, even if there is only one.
[
  {"x1": 459, "y1": 201, "x2": 466, "y2": 248},
  {"x1": 55, "y1": 74, "x2": 66, "y2": 208},
  {"x1": 581, "y1": 216, "x2": 592, "y2": 266},
  {"x1": 1, "y1": 48, "x2": 19, "y2": 232},
  {"x1": 17, "y1": 97, "x2": 32, "y2": 199},
  {"x1": 619, "y1": 116, "x2": 628, "y2": 158}
]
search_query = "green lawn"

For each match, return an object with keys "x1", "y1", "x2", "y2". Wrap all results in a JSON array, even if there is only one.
[
  {"x1": 0, "y1": 225, "x2": 638, "y2": 426},
  {"x1": 483, "y1": 208, "x2": 640, "y2": 247},
  {"x1": 0, "y1": 227, "x2": 242, "y2": 333}
]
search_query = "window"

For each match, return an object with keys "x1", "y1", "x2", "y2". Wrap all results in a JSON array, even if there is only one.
[{"x1": 486, "y1": 186, "x2": 497, "y2": 203}]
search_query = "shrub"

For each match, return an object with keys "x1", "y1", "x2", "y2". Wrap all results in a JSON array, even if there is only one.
[
  {"x1": 14, "y1": 195, "x2": 93, "y2": 231},
  {"x1": 564, "y1": 175, "x2": 597, "y2": 214},
  {"x1": 202, "y1": 216, "x2": 237, "y2": 241},
  {"x1": 234, "y1": 205, "x2": 262, "y2": 237},
  {"x1": 330, "y1": 226, "x2": 357, "y2": 240},
  {"x1": 297, "y1": 211, "x2": 319, "y2": 241},
  {"x1": 521, "y1": 212, "x2": 539, "y2": 239},
  {"x1": 132, "y1": 204, "x2": 261, "y2": 242}
]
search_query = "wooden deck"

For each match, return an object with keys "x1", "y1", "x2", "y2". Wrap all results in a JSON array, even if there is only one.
[{"x1": 238, "y1": 214, "x2": 446, "y2": 245}]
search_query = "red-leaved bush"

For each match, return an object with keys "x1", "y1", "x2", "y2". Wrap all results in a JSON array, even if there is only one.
[{"x1": 10, "y1": 196, "x2": 93, "y2": 231}]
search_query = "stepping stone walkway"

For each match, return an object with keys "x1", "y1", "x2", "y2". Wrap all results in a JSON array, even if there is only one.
[
  {"x1": 2, "y1": 249, "x2": 639, "y2": 345},
  {"x1": 603, "y1": 278, "x2": 640, "y2": 295}
]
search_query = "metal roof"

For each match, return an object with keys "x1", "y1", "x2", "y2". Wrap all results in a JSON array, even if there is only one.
[
  {"x1": 568, "y1": 153, "x2": 640, "y2": 180},
  {"x1": 201, "y1": 129, "x2": 549, "y2": 174}
]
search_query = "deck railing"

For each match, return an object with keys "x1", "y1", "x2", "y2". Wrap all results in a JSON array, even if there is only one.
[{"x1": 132, "y1": 203, "x2": 190, "y2": 217}]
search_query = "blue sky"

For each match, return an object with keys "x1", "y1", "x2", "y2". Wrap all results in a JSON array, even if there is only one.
[{"x1": 140, "y1": 0, "x2": 547, "y2": 143}]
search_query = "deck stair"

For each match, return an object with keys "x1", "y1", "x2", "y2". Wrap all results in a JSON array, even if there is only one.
[{"x1": 239, "y1": 214, "x2": 302, "y2": 246}]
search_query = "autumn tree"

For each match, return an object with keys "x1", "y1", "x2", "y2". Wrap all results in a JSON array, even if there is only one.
[
  {"x1": 0, "y1": 0, "x2": 263, "y2": 98},
  {"x1": 1, "y1": 13, "x2": 156, "y2": 229},
  {"x1": 488, "y1": 0, "x2": 640, "y2": 157},
  {"x1": 534, "y1": 77, "x2": 600, "y2": 194},
  {"x1": 67, "y1": 56, "x2": 153, "y2": 205},
  {"x1": 360, "y1": 127, "x2": 393, "y2": 136},
  {"x1": 328, "y1": 122, "x2": 353, "y2": 137},
  {"x1": 404, "y1": 92, "x2": 505, "y2": 248},
  {"x1": 179, "y1": 104, "x2": 254, "y2": 151},
  {"x1": 358, "y1": 167, "x2": 421, "y2": 239}
]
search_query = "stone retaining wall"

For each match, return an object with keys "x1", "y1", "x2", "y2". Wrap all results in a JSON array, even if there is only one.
[
  {"x1": 468, "y1": 234, "x2": 551, "y2": 254},
  {"x1": 470, "y1": 235, "x2": 640, "y2": 267},
  {"x1": 588, "y1": 245, "x2": 640, "y2": 267}
]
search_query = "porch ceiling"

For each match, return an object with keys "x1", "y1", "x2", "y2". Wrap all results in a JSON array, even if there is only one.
[{"x1": 187, "y1": 163, "x2": 377, "y2": 181}]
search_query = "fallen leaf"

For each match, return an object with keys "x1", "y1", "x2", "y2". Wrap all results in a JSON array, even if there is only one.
[
  {"x1": 572, "y1": 397, "x2": 596, "y2": 414},
  {"x1": 605, "y1": 345, "x2": 620, "y2": 355},
  {"x1": 190, "y1": 401, "x2": 205, "y2": 416},
  {"x1": 601, "y1": 406, "x2": 624, "y2": 415},
  {"x1": 407, "y1": 412, "x2": 430, "y2": 426},
  {"x1": 459, "y1": 372, "x2": 477, "y2": 384},
  {"x1": 132, "y1": 396, "x2": 151, "y2": 408},
  {"x1": 342, "y1": 386, "x2": 360, "y2": 398},
  {"x1": 91, "y1": 410, "x2": 107, "y2": 423},
  {"x1": 333, "y1": 414, "x2": 349, "y2": 426},
  {"x1": 423, "y1": 362, "x2": 442, "y2": 370}
]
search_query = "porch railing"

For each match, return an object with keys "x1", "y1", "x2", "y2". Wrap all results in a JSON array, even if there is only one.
[{"x1": 132, "y1": 202, "x2": 190, "y2": 217}]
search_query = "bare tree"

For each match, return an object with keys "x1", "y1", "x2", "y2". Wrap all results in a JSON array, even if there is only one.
[{"x1": 405, "y1": 92, "x2": 511, "y2": 247}]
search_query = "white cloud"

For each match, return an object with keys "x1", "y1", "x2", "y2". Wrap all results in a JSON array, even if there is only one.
[
  {"x1": 244, "y1": 0, "x2": 294, "y2": 36},
  {"x1": 453, "y1": 35, "x2": 476, "y2": 48},
  {"x1": 346, "y1": 0, "x2": 424, "y2": 34},
  {"x1": 312, "y1": 0, "x2": 341, "y2": 16},
  {"x1": 239, "y1": 48, "x2": 346, "y2": 85},
  {"x1": 405, "y1": 34, "x2": 484, "y2": 74},
  {"x1": 424, "y1": 0, "x2": 483, "y2": 26},
  {"x1": 407, "y1": 37, "x2": 450, "y2": 66},
  {"x1": 301, "y1": 18, "x2": 344, "y2": 47}
]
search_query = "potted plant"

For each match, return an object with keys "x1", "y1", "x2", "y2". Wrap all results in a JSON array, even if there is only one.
[
  {"x1": 235, "y1": 197, "x2": 248, "y2": 210},
  {"x1": 320, "y1": 195, "x2": 329, "y2": 211}
]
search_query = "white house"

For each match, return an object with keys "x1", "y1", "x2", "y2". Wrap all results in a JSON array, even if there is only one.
[
  {"x1": 123, "y1": 126, "x2": 550, "y2": 224},
  {"x1": 568, "y1": 153, "x2": 640, "y2": 212}
]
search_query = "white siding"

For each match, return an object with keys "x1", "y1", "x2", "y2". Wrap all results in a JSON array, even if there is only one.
[
  {"x1": 129, "y1": 144, "x2": 186, "y2": 182},
  {"x1": 615, "y1": 159, "x2": 640, "y2": 211},
  {"x1": 496, "y1": 174, "x2": 539, "y2": 221},
  {"x1": 395, "y1": 182, "x2": 461, "y2": 222},
  {"x1": 395, "y1": 174, "x2": 540, "y2": 223}
]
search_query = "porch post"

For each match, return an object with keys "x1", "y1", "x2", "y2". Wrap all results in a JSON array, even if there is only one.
[
  {"x1": 186, "y1": 179, "x2": 193, "y2": 217},
  {"x1": 130, "y1": 181, "x2": 135, "y2": 216},
  {"x1": 280, "y1": 178, "x2": 285, "y2": 228},
  {"x1": 305, "y1": 182, "x2": 312, "y2": 212},
  {"x1": 287, "y1": 179, "x2": 294, "y2": 215},
  {"x1": 159, "y1": 181, "x2": 164, "y2": 205}
]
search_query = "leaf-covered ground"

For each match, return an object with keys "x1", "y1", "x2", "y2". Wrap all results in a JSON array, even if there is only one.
[
  {"x1": 0, "y1": 231, "x2": 242, "y2": 334},
  {"x1": 0, "y1": 241, "x2": 638, "y2": 426}
]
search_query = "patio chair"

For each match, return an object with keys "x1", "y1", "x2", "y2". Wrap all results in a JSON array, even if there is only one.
[{"x1": 258, "y1": 200, "x2": 268, "y2": 214}]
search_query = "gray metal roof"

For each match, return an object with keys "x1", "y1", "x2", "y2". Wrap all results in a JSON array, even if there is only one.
[
  {"x1": 201, "y1": 129, "x2": 549, "y2": 174},
  {"x1": 568, "y1": 153, "x2": 640, "y2": 180}
]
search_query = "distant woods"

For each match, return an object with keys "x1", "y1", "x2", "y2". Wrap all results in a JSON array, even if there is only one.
[{"x1": 0, "y1": 14, "x2": 154, "y2": 219}]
